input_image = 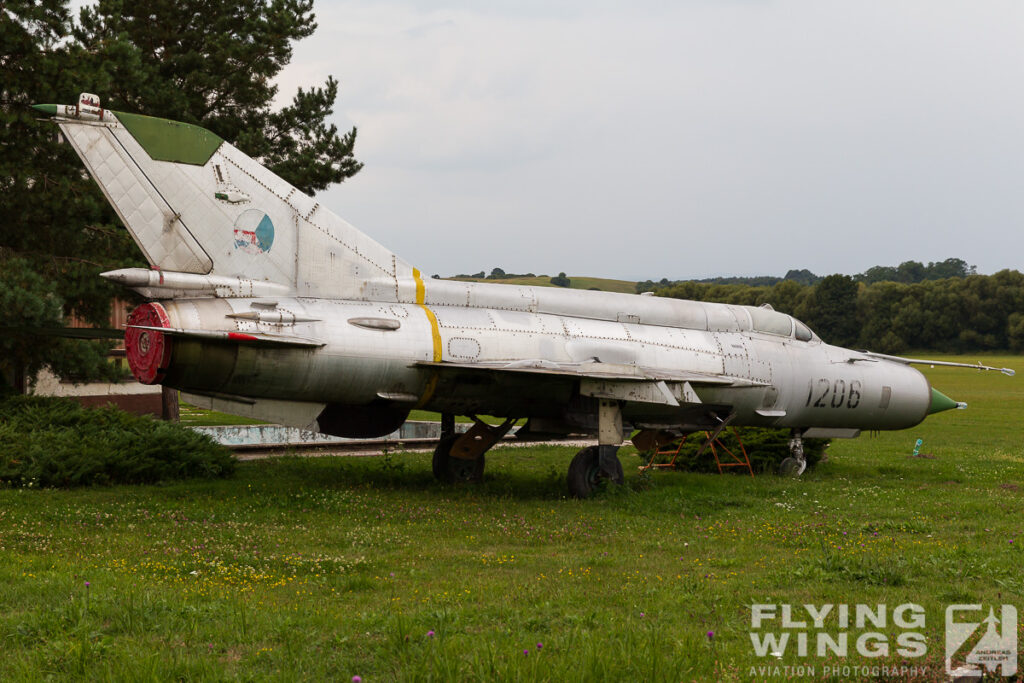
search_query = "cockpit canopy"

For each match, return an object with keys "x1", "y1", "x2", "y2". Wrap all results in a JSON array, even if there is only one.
[{"x1": 747, "y1": 305, "x2": 816, "y2": 342}]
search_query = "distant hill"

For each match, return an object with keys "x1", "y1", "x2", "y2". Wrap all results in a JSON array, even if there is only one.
[
  {"x1": 445, "y1": 275, "x2": 637, "y2": 294},
  {"x1": 442, "y1": 258, "x2": 976, "y2": 295},
  {"x1": 637, "y1": 269, "x2": 821, "y2": 291}
]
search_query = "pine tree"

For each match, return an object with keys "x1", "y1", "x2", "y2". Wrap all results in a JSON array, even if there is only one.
[
  {"x1": 0, "y1": 0, "x2": 361, "y2": 388},
  {"x1": 0, "y1": 0, "x2": 132, "y2": 388},
  {"x1": 74, "y1": 0, "x2": 362, "y2": 194}
]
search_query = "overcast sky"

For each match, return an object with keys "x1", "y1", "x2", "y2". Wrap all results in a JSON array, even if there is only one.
[{"x1": 275, "y1": 1, "x2": 1024, "y2": 280}]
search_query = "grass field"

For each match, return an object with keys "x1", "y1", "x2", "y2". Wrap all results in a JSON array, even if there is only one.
[
  {"x1": 178, "y1": 402, "x2": 268, "y2": 427},
  {"x1": 2, "y1": 355, "x2": 1022, "y2": 681}
]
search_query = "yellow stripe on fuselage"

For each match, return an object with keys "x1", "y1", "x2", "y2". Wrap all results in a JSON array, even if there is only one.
[
  {"x1": 413, "y1": 268, "x2": 442, "y2": 362},
  {"x1": 413, "y1": 268, "x2": 442, "y2": 407}
]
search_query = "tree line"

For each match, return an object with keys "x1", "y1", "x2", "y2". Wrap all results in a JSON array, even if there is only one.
[
  {"x1": 446, "y1": 268, "x2": 572, "y2": 288},
  {"x1": 449, "y1": 267, "x2": 540, "y2": 280},
  {"x1": 637, "y1": 258, "x2": 977, "y2": 292},
  {"x1": 653, "y1": 270, "x2": 1024, "y2": 353}
]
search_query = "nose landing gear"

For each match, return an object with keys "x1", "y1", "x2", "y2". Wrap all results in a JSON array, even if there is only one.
[{"x1": 779, "y1": 430, "x2": 807, "y2": 476}]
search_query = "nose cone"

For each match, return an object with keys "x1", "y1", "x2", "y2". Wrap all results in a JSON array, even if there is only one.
[
  {"x1": 31, "y1": 104, "x2": 58, "y2": 116},
  {"x1": 928, "y1": 387, "x2": 959, "y2": 414}
]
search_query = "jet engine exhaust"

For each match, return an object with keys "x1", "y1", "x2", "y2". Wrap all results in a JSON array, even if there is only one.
[{"x1": 125, "y1": 302, "x2": 172, "y2": 384}]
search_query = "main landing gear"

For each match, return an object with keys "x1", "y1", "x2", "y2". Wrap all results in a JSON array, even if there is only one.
[
  {"x1": 567, "y1": 445, "x2": 624, "y2": 498},
  {"x1": 566, "y1": 399, "x2": 625, "y2": 499},
  {"x1": 431, "y1": 416, "x2": 516, "y2": 483},
  {"x1": 431, "y1": 401, "x2": 628, "y2": 498}
]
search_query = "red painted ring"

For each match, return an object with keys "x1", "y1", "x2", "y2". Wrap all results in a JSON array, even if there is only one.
[{"x1": 125, "y1": 303, "x2": 172, "y2": 384}]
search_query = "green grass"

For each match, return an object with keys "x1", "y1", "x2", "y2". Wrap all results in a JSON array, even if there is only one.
[
  {"x1": 178, "y1": 402, "x2": 268, "y2": 427},
  {"x1": 406, "y1": 411, "x2": 507, "y2": 425},
  {"x1": 1, "y1": 355, "x2": 1021, "y2": 680},
  {"x1": 561, "y1": 276, "x2": 638, "y2": 293},
  {"x1": 448, "y1": 275, "x2": 637, "y2": 294}
]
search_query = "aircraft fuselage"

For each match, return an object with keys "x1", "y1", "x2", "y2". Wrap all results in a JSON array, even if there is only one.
[{"x1": 138, "y1": 282, "x2": 933, "y2": 437}]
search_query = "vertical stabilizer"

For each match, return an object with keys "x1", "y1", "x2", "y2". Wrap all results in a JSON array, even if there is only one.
[
  {"x1": 42, "y1": 95, "x2": 415, "y2": 301},
  {"x1": 55, "y1": 106, "x2": 216, "y2": 274}
]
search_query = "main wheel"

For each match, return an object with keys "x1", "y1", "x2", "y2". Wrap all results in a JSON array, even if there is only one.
[
  {"x1": 567, "y1": 446, "x2": 624, "y2": 498},
  {"x1": 432, "y1": 434, "x2": 485, "y2": 483}
]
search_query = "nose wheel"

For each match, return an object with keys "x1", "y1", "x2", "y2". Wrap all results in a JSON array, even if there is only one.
[{"x1": 779, "y1": 432, "x2": 807, "y2": 476}]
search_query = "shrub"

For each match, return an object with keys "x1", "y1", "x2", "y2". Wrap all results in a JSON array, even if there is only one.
[
  {"x1": 0, "y1": 396, "x2": 235, "y2": 487},
  {"x1": 639, "y1": 428, "x2": 828, "y2": 474}
]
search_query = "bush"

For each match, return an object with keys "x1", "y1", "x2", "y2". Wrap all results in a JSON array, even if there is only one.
[
  {"x1": 0, "y1": 396, "x2": 235, "y2": 487},
  {"x1": 639, "y1": 428, "x2": 828, "y2": 474},
  {"x1": 550, "y1": 272, "x2": 571, "y2": 287}
]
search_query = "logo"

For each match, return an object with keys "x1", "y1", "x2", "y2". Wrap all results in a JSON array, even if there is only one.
[
  {"x1": 946, "y1": 605, "x2": 1017, "y2": 677},
  {"x1": 233, "y1": 209, "x2": 275, "y2": 254},
  {"x1": 747, "y1": 602, "x2": 1019, "y2": 679},
  {"x1": 749, "y1": 603, "x2": 927, "y2": 660}
]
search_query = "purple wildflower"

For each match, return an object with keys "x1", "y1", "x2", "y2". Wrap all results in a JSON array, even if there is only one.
[
  {"x1": 707, "y1": 630, "x2": 715, "y2": 640},
  {"x1": 523, "y1": 649, "x2": 529, "y2": 656},
  {"x1": 537, "y1": 642, "x2": 543, "y2": 650},
  {"x1": 427, "y1": 630, "x2": 435, "y2": 638},
  {"x1": 352, "y1": 677, "x2": 362, "y2": 683}
]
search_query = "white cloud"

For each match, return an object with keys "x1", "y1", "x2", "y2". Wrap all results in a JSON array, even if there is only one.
[{"x1": 275, "y1": 0, "x2": 1024, "y2": 279}]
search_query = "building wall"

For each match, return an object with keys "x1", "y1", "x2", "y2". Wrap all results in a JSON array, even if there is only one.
[{"x1": 35, "y1": 299, "x2": 164, "y2": 415}]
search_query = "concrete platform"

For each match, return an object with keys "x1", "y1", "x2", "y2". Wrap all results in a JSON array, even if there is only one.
[{"x1": 190, "y1": 420, "x2": 478, "y2": 449}]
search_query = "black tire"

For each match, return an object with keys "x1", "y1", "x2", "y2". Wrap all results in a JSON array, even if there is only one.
[
  {"x1": 432, "y1": 434, "x2": 485, "y2": 483},
  {"x1": 778, "y1": 457, "x2": 806, "y2": 477},
  {"x1": 567, "y1": 446, "x2": 624, "y2": 498}
]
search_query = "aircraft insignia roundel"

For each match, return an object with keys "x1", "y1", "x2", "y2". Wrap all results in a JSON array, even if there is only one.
[{"x1": 233, "y1": 209, "x2": 275, "y2": 254}]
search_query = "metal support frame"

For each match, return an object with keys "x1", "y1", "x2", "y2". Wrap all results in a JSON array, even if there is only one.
[
  {"x1": 640, "y1": 435, "x2": 690, "y2": 471},
  {"x1": 597, "y1": 399, "x2": 624, "y2": 478},
  {"x1": 639, "y1": 412, "x2": 754, "y2": 478},
  {"x1": 693, "y1": 411, "x2": 734, "y2": 460},
  {"x1": 440, "y1": 412, "x2": 456, "y2": 440},
  {"x1": 705, "y1": 428, "x2": 754, "y2": 478},
  {"x1": 449, "y1": 416, "x2": 517, "y2": 460},
  {"x1": 597, "y1": 399, "x2": 624, "y2": 445}
]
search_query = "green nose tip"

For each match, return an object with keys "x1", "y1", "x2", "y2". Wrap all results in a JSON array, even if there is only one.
[
  {"x1": 31, "y1": 104, "x2": 58, "y2": 116},
  {"x1": 928, "y1": 388, "x2": 959, "y2": 414}
]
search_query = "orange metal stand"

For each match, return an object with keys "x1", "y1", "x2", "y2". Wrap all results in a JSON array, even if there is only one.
[{"x1": 640, "y1": 428, "x2": 754, "y2": 478}]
